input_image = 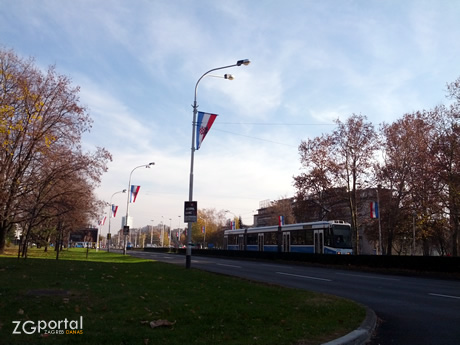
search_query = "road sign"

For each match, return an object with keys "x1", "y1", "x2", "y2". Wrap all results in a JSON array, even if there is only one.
[{"x1": 184, "y1": 201, "x2": 197, "y2": 223}]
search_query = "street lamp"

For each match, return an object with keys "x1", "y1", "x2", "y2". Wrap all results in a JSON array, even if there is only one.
[
  {"x1": 377, "y1": 184, "x2": 382, "y2": 255},
  {"x1": 186, "y1": 59, "x2": 251, "y2": 269},
  {"x1": 150, "y1": 219, "x2": 154, "y2": 246},
  {"x1": 107, "y1": 189, "x2": 127, "y2": 252},
  {"x1": 123, "y1": 162, "x2": 155, "y2": 255}
]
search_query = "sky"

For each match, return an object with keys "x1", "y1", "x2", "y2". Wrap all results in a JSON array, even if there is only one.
[{"x1": 1, "y1": 0, "x2": 460, "y2": 234}]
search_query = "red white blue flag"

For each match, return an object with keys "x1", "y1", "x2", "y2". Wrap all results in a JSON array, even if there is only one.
[
  {"x1": 202, "y1": 226, "x2": 206, "y2": 234},
  {"x1": 98, "y1": 216, "x2": 106, "y2": 226},
  {"x1": 279, "y1": 215, "x2": 285, "y2": 226},
  {"x1": 231, "y1": 221, "x2": 236, "y2": 230},
  {"x1": 111, "y1": 204, "x2": 118, "y2": 218},
  {"x1": 130, "y1": 185, "x2": 141, "y2": 203},
  {"x1": 196, "y1": 111, "x2": 218, "y2": 150},
  {"x1": 370, "y1": 202, "x2": 379, "y2": 219}
]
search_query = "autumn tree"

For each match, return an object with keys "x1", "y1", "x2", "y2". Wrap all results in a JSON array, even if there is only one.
[
  {"x1": 426, "y1": 102, "x2": 460, "y2": 255},
  {"x1": 294, "y1": 114, "x2": 379, "y2": 254},
  {"x1": 192, "y1": 208, "x2": 229, "y2": 248},
  {"x1": 376, "y1": 112, "x2": 435, "y2": 254},
  {"x1": 0, "y1": 48, "x2": 111, "y2": 254}
]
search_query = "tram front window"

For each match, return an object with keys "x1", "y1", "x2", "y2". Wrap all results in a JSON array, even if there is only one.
[{"x1": 332, "y1": 226, "x2": 352, "y2": 248}]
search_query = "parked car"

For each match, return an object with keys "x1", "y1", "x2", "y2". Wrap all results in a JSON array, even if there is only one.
[{"x1": 126, "y1": 242, "x2": 133, "y2": 250}]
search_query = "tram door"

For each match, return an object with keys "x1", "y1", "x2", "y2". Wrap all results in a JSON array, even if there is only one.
[
  {"x1": 238, "y1": 235, "x2": 244, "y2": 250},
  {"x1": 258, "y1": 233, "x2": 264, "y2": 251},
  {"x1": 314, "y1": 230, "x2": 324, "y2": 254},
  {"x1": 283, "y1": 232, "x2": 291, "y2": 252}
]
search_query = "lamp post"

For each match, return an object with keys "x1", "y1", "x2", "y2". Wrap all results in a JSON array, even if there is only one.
[
  {"x1": 123, "y1": 162, "x2": 155, "y2": 255},
  {"x1": 108, "y1": 189, "x2": 127, "y2": 252},
  {"x1": 150, "y1": 219, "x2": 154, "y2": 246},
  {"x1": 186, "y1": 59, "x2": 250, "y2": 269},
  {"x1": 169, "y1": 218, "x2": 172, "y2": 248},
  {"x1": 377, "y1": 184, "x2": 382, "y2": 255}
]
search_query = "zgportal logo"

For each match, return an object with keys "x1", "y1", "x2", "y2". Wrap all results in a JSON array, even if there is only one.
[{"x1": 12, "y1": 316, "x2": 83, "y2": 335}]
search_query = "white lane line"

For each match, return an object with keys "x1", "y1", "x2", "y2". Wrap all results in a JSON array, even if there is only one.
[
  {"x1": 276, "y1": 272, "x2": 332, "y2": 282},
  {"x1": 217, "y1": 263, "x2": 242, "y2": 268},
  {"x1": 429, "y1": 293, "x2": 460, "y2": 300},
  {"x1": 335, "y1": 272, "x2": 400, "y2": 281}
]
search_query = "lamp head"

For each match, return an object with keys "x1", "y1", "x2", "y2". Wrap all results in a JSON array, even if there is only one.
[
  {"x1": 224, "y1": 74, "x2": 234, "y2": 80},
  {"x1": 122, "y1": 189, "x2": 127, "y2": 193},
  {"x1": 236, "y1": 59, "x2": 251, "y2": 66}
]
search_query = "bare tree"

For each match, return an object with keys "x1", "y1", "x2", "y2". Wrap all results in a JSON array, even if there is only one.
[
  {"x1": 0, "y1": 48, "x2": 111, "y2": 254},
  {"x1": 294, "y1": 114, "x2": 378, "y2": 254}
]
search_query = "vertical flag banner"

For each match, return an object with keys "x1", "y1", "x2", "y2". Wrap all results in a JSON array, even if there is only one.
[
  {"x1": 196, "y1": 111, "x2": 218, "y2": 150},
  {"x1": 231, "y1": 221, "x2": 236, "y2": 230},
  {"x1": 279, "y1": 215, "x2": 285, "y2": 226},
  {"x1": 98, "y1": 216, "x2": 106, "y2": 226},
  {"x1": 130, "y1": 185, "x2": 141, "y2": 203},
  {"x1": 370, "y1": 202, "x2": 379, "y2": 219},
  {"x1": 202, "y1": 226, "x2": 206, "y2": 234},
  {"x1": 111, "y1": 204, "x2": 118, "y2": 218}
]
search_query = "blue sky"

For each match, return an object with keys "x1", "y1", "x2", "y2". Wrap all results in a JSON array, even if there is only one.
[{"x1": 2, "y1": 0, "x2": 460, "y2": 232}]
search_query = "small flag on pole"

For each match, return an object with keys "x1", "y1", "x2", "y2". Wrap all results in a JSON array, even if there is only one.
[
  {"x1": 130, "y1": 185, "x2": 141, "y2": 203},
  {"x1": 279, "y1": 216, "x2": 285, "y2": 226},
  {"x1": 112, "y1": 204, "x2": 118, "y2": 218},
  {"x1": 231, "y1": 221, "x2": 236, "y2": 230},
  {"x1": 98, "y1": 216, "x2": 106, "y2": 226},
  {"x1": 370, "y1": 202, "x2": 379, "y2": 219},
  {"x1": 196, "y1": 111, "x2": 218, "y2": 150},
  {"x1": 202, "y1": 226, "x2": 206, "y2": 234}
]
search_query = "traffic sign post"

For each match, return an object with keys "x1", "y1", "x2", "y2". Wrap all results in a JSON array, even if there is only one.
[{"x1": 184, "y1": 201, "x2": 197, "y2": 223}]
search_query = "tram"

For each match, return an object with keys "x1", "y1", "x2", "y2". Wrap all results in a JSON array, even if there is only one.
[{"x1": 224, "y1": 220, "x2": 353, "y2": 254}]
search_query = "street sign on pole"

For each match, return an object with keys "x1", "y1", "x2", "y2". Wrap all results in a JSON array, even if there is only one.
[
  {"x1": 184, "y1": 201, "x2": 197, "y2": 223},
  {"x1": 123, "y1": 226, "x2": 130, "y2": 235}
]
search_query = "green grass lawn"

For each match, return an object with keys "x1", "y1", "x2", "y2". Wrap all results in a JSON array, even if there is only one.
[{"x1": 0, "y1": 247, "x2": 365, "y2": 345}]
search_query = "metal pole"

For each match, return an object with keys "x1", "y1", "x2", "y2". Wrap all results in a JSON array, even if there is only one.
[
  {"x1": 186, "y1": 60, "x2": 250, "y2": 269},
  {"x1": 377, "y1": 185, "x2": 382, "y2": 255},
  {"x1": 124, "y1": 163, "x2": 154, "y2": 255},
  {"x1": 108, "y1": 189, "x2": 126, "y2": 252},
  {"x1": 412, "y1": 211, "x2": 416, "y2": 255}
]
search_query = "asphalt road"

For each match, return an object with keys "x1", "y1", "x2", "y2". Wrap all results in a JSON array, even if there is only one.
[{"x1": 127, "y1": 251, "x2": 460, "y2": 345}]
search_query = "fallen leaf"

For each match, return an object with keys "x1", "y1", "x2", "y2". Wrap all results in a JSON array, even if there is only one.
[
  {"x1": 149, "y1": 319, "x2": 176, "y2": 329},
  {"x1": 17, "y1": 309, "x2": 24, "y2": 315}
]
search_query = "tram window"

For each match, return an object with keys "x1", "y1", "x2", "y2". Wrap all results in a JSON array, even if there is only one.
[
  {"x1": 264, "y1": 232, "x2": 277, "y2": 245},
  {"x1": 291, "y1": 230, "x2": 306, "y2": 245},
  {"x1": 324, "y1": 228, "x2": 332, "y2": 246},
  {"x1": 305, "y1": 231, "x2": 313, "y2": 245},
  {"x1": 228, "y1": 235, "x2": 238, "y2": 245},
  {"x1": 247, "y1": 234, "x2": 258, "y2": 245}
]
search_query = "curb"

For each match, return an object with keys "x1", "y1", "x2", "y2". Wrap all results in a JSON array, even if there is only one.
[{"x1": 322, "y1": 306, "x2": 377, "y2": 345}]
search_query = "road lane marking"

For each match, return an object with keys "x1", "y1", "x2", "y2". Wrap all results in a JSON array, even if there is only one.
[
  {"x1": 429, "y1": 293, "x2": 460, "y2": 300},
  {"x1": 335, "y1": 272, "x2": 400, "y2": 281},
  {"x1": 276, "y1": 272, "x2": 332, "y2": 282},
  {"x1": 217, "y1": 263, "x2": 242, "y2": 268}
]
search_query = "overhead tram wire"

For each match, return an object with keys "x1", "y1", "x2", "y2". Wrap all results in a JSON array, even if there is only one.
[
  {"x1": 216, "y1": 122, "x2": 336, "y2": 126},
  {"x1": 212, "y1": 122, "x2": 336, "y2": 148},
  {"x1": 212, "y1": 128, "x2": 298, "y2": 148}
]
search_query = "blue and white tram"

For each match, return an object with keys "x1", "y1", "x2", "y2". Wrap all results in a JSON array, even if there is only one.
[{"x1": 224, "y1": 220, "x2": 353, "y2": 255}]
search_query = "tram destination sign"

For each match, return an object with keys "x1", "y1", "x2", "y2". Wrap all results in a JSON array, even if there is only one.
[{"x1": 184, "y1": 201, "x2": 197, "y2": 223}]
